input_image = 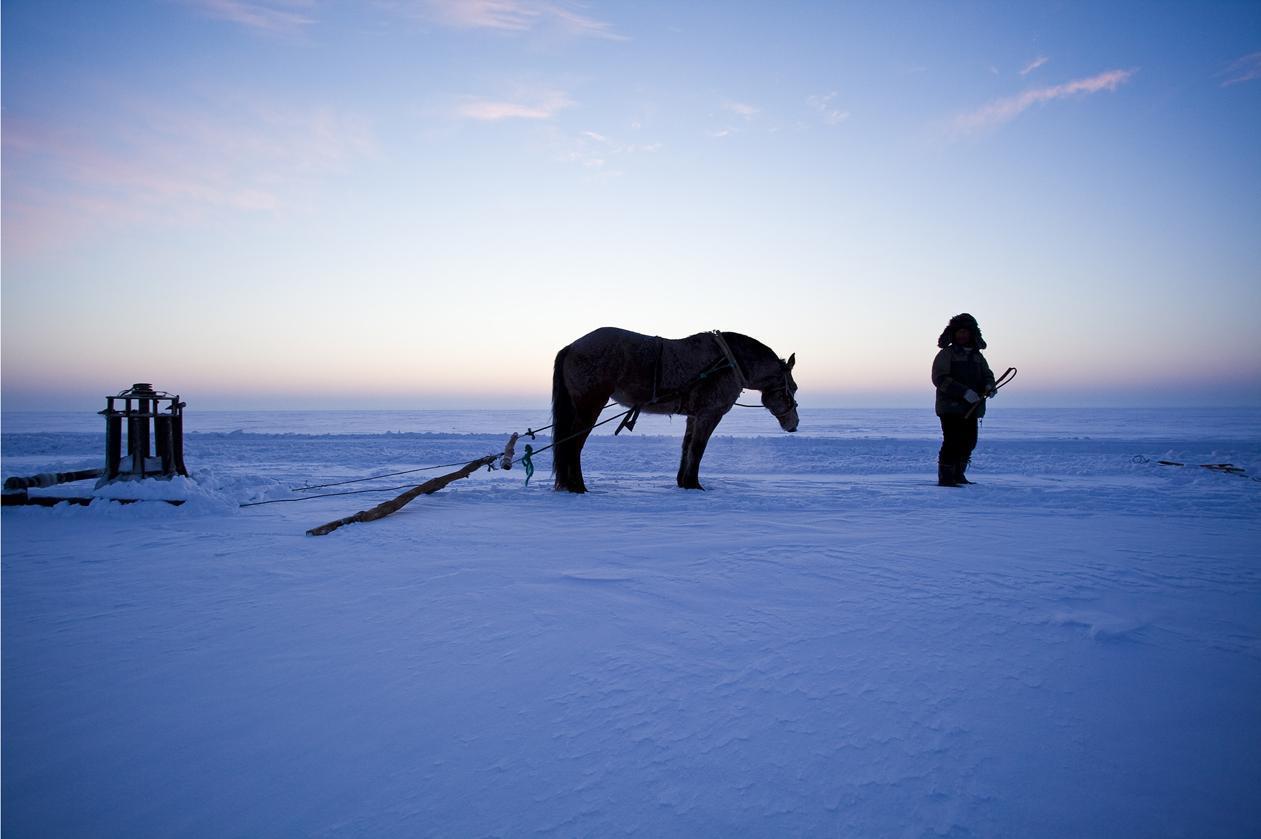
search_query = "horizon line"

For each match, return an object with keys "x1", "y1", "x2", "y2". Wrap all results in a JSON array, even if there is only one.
[{"x1": 4, "y1": 404, "x2": 1260, "y2": 413}]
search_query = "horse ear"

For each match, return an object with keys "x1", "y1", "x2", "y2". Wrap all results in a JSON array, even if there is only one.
[{"x1": 786, "y1": 353, "x2": 796, "y2": 370}]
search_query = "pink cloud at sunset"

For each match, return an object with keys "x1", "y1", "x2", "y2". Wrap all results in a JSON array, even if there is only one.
[{"x1": 952, "y1": 68, "x2": 1136, "y2": 134}]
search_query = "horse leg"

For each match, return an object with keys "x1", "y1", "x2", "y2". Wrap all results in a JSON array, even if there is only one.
[
  {"x1": 679, "y1": 412, "x2": 722, "y2": 490},
  {"x1": 553, "y1": 343, "x2": 610, "y2": 493},
  {"x1": 556, "y1": 392, "x2": 608, "y2": 493},
  {"x1": 677, "y1": 416, "x2": 696, "y2": 487},
  {"x1": 571, "y1": 394, "x2": 607, "y2": 492}
]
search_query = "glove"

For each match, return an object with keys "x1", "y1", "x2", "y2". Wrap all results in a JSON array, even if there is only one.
[{"x1": 963, "y1": 389, "x2": 981, "y2": 404}]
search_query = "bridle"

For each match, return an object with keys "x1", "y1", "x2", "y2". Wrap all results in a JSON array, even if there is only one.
[
  {"x1": 763, "y1": 368, "x2": 798, "y2": 420},
  {"x1": 711, "y1": 331, "x2": 797, "y2": 420}
]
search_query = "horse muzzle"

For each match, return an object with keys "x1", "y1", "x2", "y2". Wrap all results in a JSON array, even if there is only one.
[{"x1": 767, "y1": 395, "x2": 799, "y2": 433}]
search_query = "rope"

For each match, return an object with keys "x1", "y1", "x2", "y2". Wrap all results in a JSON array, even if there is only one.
[
  {"x1": 254, "y1": 402, "x2": 624, "y2": 506},
  {"x1": 1133, "y1": 455, "x2": 1260, "y2": 481},
  {"x1": 292, "y1": 459, "x2": 495, "y2": 492},
  {"x1": 243, "y1": 481, "x2": 448, "y2": 507},
  {"x1": 261, "y1": 341, "x2": 750, "y2": 505},
  {"x1": 288, "y1": 419, "x2": 570, "y2": 492},
  {"x1": 505, "y1": 405, "x2": 634, "y2": 468},
  {"x1": 500, "y1": 352, "x2": 754, "y2": 471}
]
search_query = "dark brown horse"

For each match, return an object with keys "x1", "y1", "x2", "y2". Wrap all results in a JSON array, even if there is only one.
[{"x1": 551, "y1": 327, "x2": 798, "y2": 492}]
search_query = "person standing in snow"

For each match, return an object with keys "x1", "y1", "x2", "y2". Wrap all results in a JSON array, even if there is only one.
[{"x1": 932, "y1": 313, "x2": 996, "y2": 487}]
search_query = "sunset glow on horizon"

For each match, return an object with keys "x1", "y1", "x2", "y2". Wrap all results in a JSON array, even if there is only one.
[{"x1": 3, "y1": 2, "x2": 1259, "y2": 412}]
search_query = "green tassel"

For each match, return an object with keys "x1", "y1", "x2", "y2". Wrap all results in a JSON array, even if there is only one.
[{"x1": 522, "y1": 444, "x2": 535, "y2": 486}]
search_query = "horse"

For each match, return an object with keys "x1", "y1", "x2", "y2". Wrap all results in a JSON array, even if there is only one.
[{"x1": 551, "y1": 327, "x2": 798, "y2": 492}]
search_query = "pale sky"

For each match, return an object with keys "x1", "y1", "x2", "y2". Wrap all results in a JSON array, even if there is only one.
[{"x1": 3, "y1": 1, "x2": 1260, "y2": 410}]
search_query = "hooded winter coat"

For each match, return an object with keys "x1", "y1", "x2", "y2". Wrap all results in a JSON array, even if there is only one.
[{"x1": 932, "y1": 314, "x2": 996, "y2": 418}]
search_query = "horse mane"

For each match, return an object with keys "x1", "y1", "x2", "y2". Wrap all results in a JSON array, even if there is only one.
[{"x1": 720, "y1": 332, "x2": 780, "y2": 378}]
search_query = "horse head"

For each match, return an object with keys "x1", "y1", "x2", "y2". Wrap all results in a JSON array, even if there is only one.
[{"x1": 761, "y1": 353, "x2": 798, "y2": 432}]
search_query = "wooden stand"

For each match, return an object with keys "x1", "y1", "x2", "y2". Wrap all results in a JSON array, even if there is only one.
[{"x1": 99, "y1": 384, "x2": 188, "y2": 487}]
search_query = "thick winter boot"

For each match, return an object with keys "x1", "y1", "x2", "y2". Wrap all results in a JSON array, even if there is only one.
[
  {"x1": 955, "y1": 458, "x2": 974, "y2": 484},
  {"x1": 938, "y1": 460, "x2": 960, "y2": 487}
]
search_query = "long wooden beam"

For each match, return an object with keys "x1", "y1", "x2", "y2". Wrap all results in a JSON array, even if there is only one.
[
  {"x1": 307, "y1": 455, "x2": 497, "y2": 536},
  {"x1": 0, "y1": 492, "x2": 184, "y2": 507}
]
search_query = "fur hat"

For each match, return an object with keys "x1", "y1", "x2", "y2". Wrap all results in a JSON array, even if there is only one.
[{"x1": 938, "y1": 313, "x2": 986, "y2": 349}]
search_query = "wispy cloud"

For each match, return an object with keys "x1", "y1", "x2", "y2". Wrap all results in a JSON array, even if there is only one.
[
  {"x1": 2, "y1": 96, "x2": 374, "y2": 250},
  {"x1": 807, "y1": 92, "x2": 850, "y2": 125},
  {"x1": 456, "y1": 89, "x2": 574, "y2": 121},
  {"x1": 186, "y1": 0, "x2": 317, "y2": 34},
  {"x1": 1020, "y1": 55, "x2": 1049, "y2": 76},
  {"x1": 1219, "y1": 51, "x2": 1261, "y2": 87},
  {"x1": 704, "y1": 100, "x2": 759, "y2": 139},
  {"x1": 559, "y1": 127, "x2": 661, "y2": 171},
  {"x1": 189, "y1": 0, "x2": 628, "y2": 40},
  {"x1": 952, "y1": 68, "x2": 1136, "y2": 134},
  {"x1": 722, "y1": 101, "x2": 759, "y2": 121},
  {"x1": 413, "y1": 0, "x2": 625, "y2": 40},
  {"x1": 545, "y1": 2, "x2": 626, "y2": 40}
]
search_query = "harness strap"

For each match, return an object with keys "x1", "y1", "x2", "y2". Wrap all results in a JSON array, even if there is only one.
[
  {"x1": 710, "y1": 330, "x2": 748, "y2": 389},
  {"x1": 652, "y1": 336, "x2": 663, "y2": 403},
  {"x1": 615, "y1": 406, "x2": 642, "y2": 435}
]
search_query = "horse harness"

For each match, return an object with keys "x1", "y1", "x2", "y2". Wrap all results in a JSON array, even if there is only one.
[
  {"x1": 709, "y1": 330, "x2": 748, "y2": 389},
  {"x1": 715, "y1": 330, "x2": 798, "y2": 421},
  {"x1": 615, "y1": 331, "x2": 795, "y2": 434}
]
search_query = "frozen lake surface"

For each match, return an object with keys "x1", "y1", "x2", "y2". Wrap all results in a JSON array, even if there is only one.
[
  {"x1": 6, "y1": 405, "x2": 1261, "y2": 440},
  {"x1": 3, "y1": 408, "x2": 1260, "y2": 837}
]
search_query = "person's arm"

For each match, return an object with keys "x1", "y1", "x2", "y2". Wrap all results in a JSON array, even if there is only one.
[
  {"x1": 979, "y1": 353, "x2": 997, "y2": 397},
  {"x1": 932, "y1": 349, "x2": 981, "y2": 403}
]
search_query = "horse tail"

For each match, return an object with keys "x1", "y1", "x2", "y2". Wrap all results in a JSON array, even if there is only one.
[{"x1": 551, "y1": 345, "x2": 578, "y2": 490}]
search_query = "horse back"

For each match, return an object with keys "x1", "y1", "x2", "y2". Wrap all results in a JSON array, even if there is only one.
[
  {"x1": 562, "y1": 328, "x2": 657, "y2": 395},
  {"x1": 562, "y1": 327, "x2": 732, "y2": 411}
]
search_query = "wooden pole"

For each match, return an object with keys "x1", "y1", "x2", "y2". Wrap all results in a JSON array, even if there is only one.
[
  {"x1": 105, "y1": 412, "x2": 122, "y2": 482},
  {"x1": 1, "y1": 493, "x2": 183, "y2": 507},
  {"x1": 4, "y1": 468, "x2": 104, "y2": 491},
  {"x1": 307, "y1": 455, "x2": 497, "y2": 537}
]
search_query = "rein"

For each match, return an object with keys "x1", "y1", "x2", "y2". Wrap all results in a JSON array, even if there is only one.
[
  {"x1": 991, "y1": 366, "x2": 1018, "y2": 394},
  {"x1": 964, "y1": 366, "x2": 1017, "y2": 419}
]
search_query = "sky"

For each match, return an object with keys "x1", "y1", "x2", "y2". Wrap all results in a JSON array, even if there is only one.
[{"x1": 3, "y1": 0, "x2": 1260, "y2": 411}]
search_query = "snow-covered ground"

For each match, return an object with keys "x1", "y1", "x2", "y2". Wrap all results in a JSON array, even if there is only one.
[{"x1": 3, "y1": 408, "x2": 1260, "y2": 837}]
